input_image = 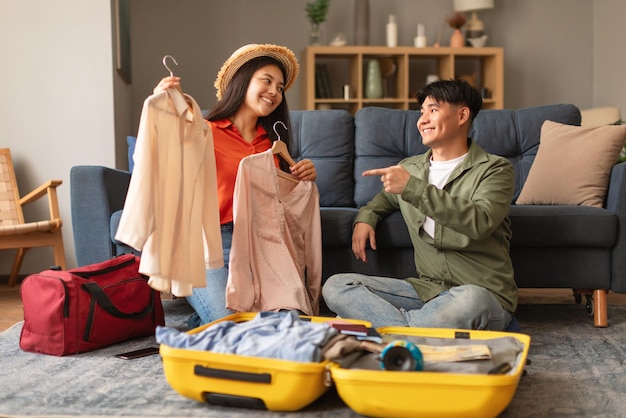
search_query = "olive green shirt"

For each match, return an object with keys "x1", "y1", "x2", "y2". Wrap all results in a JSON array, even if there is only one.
[{"x1": 355, "y1": 140, "x2": 518, "y2": 313}]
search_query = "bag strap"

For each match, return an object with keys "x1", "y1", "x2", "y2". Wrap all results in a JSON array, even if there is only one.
[{"x1": 81, "y1": 282, "x2": 155, "y2": 319}]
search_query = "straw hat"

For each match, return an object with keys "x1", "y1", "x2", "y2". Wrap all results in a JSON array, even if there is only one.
[{"x1": 214, "y1": 44, "x2": 299, "y2": 100}]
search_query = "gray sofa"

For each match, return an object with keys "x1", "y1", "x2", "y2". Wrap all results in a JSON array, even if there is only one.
[{"x1": 70, "y1": 104, "x2": 626, "y2": 327}]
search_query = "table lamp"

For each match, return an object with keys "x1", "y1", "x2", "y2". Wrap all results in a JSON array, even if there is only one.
[{"x1": 454, "y1": 0, "x2": 494, "y2": 39}]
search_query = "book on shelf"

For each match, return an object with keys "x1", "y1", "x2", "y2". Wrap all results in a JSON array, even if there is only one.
[
  {"x1": 314, "y1": 63, "x2": 324, "y2": 98},
  {"x1": 315, "y1": 63, "x2": 333, "y2": 99}
]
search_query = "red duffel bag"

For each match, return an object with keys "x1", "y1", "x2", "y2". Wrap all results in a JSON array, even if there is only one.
[{"x1": 19, "y1": 254, "x2": 165, "y2": 356}]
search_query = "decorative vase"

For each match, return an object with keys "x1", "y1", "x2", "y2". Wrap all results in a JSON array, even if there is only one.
[
  {"x1": 450, "y1": 28, "x2": 465, "y2": 47},
  {"x1": 309, "y1": 23, "x2": 321, "y2": 46},
  {"x1": 365, "y1": 59, "x2": 383, "y2": 99},
  {"x1": 354, "y1": 0, "x2": 369, "y2": 45}
]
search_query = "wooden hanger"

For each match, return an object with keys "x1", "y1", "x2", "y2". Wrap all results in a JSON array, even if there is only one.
[{"x1": 272, "y1": 121, "x2": 299, "y2": 183}]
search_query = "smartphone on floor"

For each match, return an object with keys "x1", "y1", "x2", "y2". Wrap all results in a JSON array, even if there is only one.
[{"x1": 115, "y1": 347, "x2": 160, "y2": 360}]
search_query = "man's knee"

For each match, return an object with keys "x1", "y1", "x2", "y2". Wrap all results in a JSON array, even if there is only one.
[
  {"x1": 446, "y1": 285, "x2": 508, "y2": 329},
  {"x1": 449, "y1": 285, "x2": 492, "y2": 305},
  {"x1": 322, "y1": 273, "x2": 363, "y2": 303},
  {"x1": 323, "y1": 274, "x2": 348, "y2": 296}
]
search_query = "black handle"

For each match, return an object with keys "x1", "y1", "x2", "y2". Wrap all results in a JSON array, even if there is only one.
[
  {"x1": 194, "y1": 365, "x2": 272, "y2": 384},
  {"x1": 81, "y1": 281, "x2": 154, "y2": 319}
]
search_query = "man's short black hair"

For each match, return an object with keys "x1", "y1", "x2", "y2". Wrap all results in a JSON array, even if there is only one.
[{"x1": 416, "y1": 79, "x2": 483, "y2": 123}]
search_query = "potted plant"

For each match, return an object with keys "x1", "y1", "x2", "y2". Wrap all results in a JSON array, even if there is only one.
[{"x1": 305, "y1": 0, "x2": 330, "y2": 45}]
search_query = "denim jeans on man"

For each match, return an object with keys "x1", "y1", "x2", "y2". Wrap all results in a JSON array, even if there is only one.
[{"x1": 322, "y1": 273, "x2": 512, "y2": 330}]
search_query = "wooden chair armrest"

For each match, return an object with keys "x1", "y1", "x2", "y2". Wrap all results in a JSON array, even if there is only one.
[
  {"x1": 20, "y1": 179, "x2": 63, "y2": 220},
  {"x1": 19, "y1": 180, "x2": 62, "y2": 206}
]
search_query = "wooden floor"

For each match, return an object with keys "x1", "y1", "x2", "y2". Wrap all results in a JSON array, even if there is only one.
[
  {"x1": 2, "y1": 282, "x2": 626, "y2": 332},
  {"x1": 1, "y1": 282, "x2": 24, "y2": 332}
]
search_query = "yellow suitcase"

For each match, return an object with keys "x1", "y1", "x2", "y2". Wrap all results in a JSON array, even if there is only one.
[
  {"x1": 159, "y1": 312, "x2": 370, "y2": 411},
  {"x1": 329, "y1": 326, "x2": 531, "y2": 418}
]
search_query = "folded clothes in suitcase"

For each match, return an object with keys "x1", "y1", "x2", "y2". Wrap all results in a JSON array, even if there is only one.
[
  {"x1": 330, "y1": 326, "x2": 530, "y2": 418},
  {"x1": 158, "y1": 312, "x2": 371, "y2": 411},
  {"x1": 159, "y1": 313, "x2": 530, "y2": 417}
]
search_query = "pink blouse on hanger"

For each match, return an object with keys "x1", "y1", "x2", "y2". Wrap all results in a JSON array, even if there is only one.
[{"x1": 226, "y1": 149, "x2": 322, "y2": 315}]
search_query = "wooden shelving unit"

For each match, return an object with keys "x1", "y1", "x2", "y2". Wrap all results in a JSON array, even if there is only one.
[{"x1": 301, "y1": 46, "x2": 504, "y2": 113}]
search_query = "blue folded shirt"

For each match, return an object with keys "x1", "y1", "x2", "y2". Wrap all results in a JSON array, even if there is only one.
[{"x1": 156, "y1": 310, "x2": 338, "y2": 362}]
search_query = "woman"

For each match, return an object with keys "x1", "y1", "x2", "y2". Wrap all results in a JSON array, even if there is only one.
[{"x1": 155, "y1": 44, "x2": 317, "y2": 326}]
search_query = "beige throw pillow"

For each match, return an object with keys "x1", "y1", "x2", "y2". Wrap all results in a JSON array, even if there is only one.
[{"x1": 516, "y1": 120, "x2": 626, "y2": 207}]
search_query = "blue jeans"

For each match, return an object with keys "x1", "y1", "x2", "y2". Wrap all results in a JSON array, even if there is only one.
[
  {"x1": 186, "y1": 224, "x2": 235, "y2": 326},
  {"x1": 322, "y1": 273, "x2": 512, "y2": 330}
]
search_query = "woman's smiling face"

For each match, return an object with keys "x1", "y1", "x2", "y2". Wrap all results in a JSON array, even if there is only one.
[{"x1": 242, "y1": 64, "x2": 285, "y2": 117}]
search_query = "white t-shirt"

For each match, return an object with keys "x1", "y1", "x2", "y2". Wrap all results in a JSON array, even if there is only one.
[{"x1": 422, "y1": 153, "x2": 467, "y2": 238}]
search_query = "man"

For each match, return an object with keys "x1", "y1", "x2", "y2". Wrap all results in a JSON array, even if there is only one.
[{"x1": 322, "y1": 79, "x2": 517, "y2": 330}]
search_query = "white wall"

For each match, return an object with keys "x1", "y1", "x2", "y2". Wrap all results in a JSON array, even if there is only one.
[
  {"x1": 489, "y1": 0, "x2": 593, "y2": 109},
  {"x1": 0, "y1": 0, "x2": 117, "y2": 274},
  {"x1": 593, "y1": 0, "x2": 626, "y2": 117}
]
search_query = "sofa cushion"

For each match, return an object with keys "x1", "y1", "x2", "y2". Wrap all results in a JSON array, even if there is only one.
[
  {"x1": 354, "y1": 108, "x2": 427, "y2": 206},
  {"x1": 320, "y1": 208, "x2": 413, "y2": 249},
  {"x1": 509, "y1": 205, "x2": 617, "y2": 247},
  {"x1": 290, "y1": 110, "x2": 355, "y2": 207},
  {"x1": 468, "y1": 104, "x2": 581, "y2": 201},
  {"x1": 127, "y1": 136, "x2": 137, "y2": 172},
  {"x1": 516, "y1": 120, "x2": 626, "y2": 207},
  {"x1": 110, "y1": 210, "x2": 140, "y2": 256},
  {"x1": 373, "y1": 212, "x2": 413, "y2": 248},
  {"x1": 353, "y1": 105, "x2": 582, "y2": 207},
  {"x1": 111, "y1": 210, "x2": 123, "y2": 245},
  {"x1": 320, "y1": 207, "x2": 358, "y2": 247}
]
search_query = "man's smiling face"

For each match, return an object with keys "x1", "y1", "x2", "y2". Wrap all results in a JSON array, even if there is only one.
[{"x1": 417, "y1": 96, "x2": 465, "y2": 151}]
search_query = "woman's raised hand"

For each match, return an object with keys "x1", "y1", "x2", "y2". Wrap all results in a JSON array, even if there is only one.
[{"x1": 153, "y1": 76, "x2": 181, "y2": 94}]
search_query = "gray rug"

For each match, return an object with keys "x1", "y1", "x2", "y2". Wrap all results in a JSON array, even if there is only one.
[{"x1": 1, "y1": 299, "x2": 625, "y2": 418}]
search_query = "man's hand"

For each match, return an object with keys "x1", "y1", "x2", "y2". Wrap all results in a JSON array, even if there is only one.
[
  {"x1": 363, "y1": 165, "x2": 410, "y2": 194},
  {"x1": 352, "y1": 222, "x2": 376, "y2": 263}
]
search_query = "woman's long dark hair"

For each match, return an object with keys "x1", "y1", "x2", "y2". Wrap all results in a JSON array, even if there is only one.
[{"x1": 205, "y1": 56, "x2": 293, "y2": 148}]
